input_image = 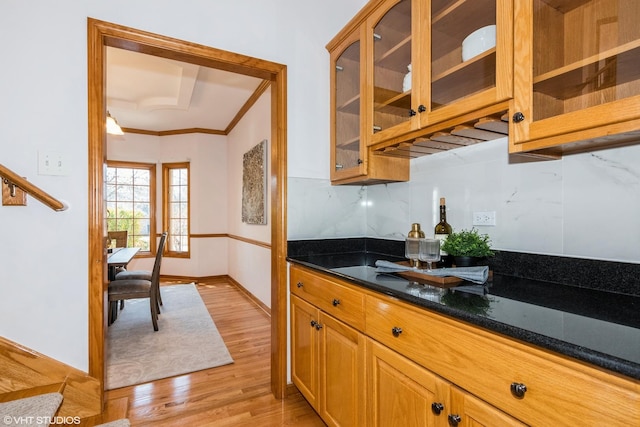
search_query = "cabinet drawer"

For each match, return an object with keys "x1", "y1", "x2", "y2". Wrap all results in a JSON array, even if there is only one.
[
  {"x1": 291, "y1": 265, "x2": 365, "y2": 331},
  {"x1": 366, "y1": 294, "x2": 640, "y2": 427}
]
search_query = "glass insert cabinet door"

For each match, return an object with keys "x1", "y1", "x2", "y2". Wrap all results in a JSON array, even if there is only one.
[
  {"x1": 431, "y1": 0, "x2": 497, "y2": 110},
  {"x1": 332, "y1": 36, "x2": 363, "y2": 178},
  {"x1": 370, "y1": 0, "x2": 415, "y2": 143},
  {"x1": 512, "y1": 0, "x2": 640, "y2": 146}
]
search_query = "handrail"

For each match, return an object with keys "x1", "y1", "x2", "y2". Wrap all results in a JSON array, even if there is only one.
[{"x1": 0, "y1": 163, "x2": 67, "y2": 211}]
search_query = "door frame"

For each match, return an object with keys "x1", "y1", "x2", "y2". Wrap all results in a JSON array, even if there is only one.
[{"x1": 87, "y1": 18, "x2": 288, "y2": 401}]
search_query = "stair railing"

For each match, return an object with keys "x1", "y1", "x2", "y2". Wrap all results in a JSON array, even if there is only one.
[{"x1": 0, "y1": 163, "x2": 67, "y2": 211}]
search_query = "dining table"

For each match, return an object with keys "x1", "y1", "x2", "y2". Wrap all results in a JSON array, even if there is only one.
[{"x1": 107, "y1": 247, "x2": 140, "y2": 281}]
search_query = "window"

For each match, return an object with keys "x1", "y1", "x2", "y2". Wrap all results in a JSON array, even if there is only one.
[
  {"x1": 163, "y1": 162, "x2": 190, "y2": 256},
  {"x1": 106, "y1": 161, "x2": 156, "y2": 253}
]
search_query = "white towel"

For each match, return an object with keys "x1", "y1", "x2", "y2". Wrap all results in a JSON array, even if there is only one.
[{"x1": 375, "y1": 260, "x2": 489, "y2": 284}]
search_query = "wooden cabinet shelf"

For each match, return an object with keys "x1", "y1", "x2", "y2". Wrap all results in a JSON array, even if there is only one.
[
  {"x1": 336, "y1": 94, "x2": 360, "y2": 114},
  {"x1": 510, "y1": 0, "x2": 640, "y2": 155},
  {"x1": 533, "y1": 41, "x2": 640, "y2": 101},
  {"x1": 373, "y1": 34, "x2": 411, "y2": 72},
  {"x1": 432, "y1": 49, "x2": 497, "y2": 108},
  {"x1": 431, "y1": 0, "x2": 496, "y2": 60}
]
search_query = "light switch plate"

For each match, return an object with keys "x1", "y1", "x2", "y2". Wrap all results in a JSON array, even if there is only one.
[{"x1": 38, "y1": 151, "x2": 68, "y2": 176}]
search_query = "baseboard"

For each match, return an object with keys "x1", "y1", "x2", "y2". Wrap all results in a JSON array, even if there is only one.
[
  {"x1": 161, "y1": 274, "x2": 271, "y2": 317},
  {"x1": 0, "y1": 336, "x2": 101, "y2": 418},
  {"x1": 226, "y1": 276, "x2": 271, "y2": 317}
]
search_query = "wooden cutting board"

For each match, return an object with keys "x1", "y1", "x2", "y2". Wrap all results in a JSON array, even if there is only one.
[{"x1": 394, "y1": 261, "x2": 491, "y2": 288}]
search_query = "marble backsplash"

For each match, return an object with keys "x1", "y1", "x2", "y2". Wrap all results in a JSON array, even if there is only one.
[{"x1": 288, "y1": 137, "x2": 640, "y2": 264}]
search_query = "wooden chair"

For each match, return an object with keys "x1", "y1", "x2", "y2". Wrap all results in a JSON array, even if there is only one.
[
  {"x1": 114, "y1": 232, "x2": 168, "y2": 308},
  {"x1": 108, "y1": 230, "x2": 128, "y2": 248},
  {"x1": 108, "y1": 232, "x2": 167, "y2": 331}
]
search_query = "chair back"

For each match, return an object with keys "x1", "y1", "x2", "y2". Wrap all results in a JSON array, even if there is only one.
[
  {"x1": 108, "y1": 231, "x2": 128, "y2": 248},
  {"x1": 150, "y1": 232, "x2": 168, "y2": 287}
]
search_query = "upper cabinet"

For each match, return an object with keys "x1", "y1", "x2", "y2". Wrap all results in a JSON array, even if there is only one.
[
  {"x1": 366, "y1": 0, "x2": 513, "y2": 146},
  {"x1": 329, "y1": 0, "x2": 640, "y2": 179},
  {"x1": 329, "y1": 24, "x2": 410, "y2": 185},
  {"x1": 510, "y1": 0, "x2": 640, "y2": 155},
  {"x1": 328, "y1": 0, "x2": 514, "y2": 180}
]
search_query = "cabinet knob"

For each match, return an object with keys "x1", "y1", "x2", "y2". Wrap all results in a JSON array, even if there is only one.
[
  {"x1": 315, "y1": 322, "x2": 323, "y2": 330},
  {"x1": 418, "y1": 104, "x2": 426, "y2": 113},
  {"x1": 357, "y1": 159, "x2": 363, "y2": 165},
  {"x1": 512, "y1": 112, "x2": 525, "y2": 123},
  {"x1": 447, "y1": 414, "x2": 462, "y2": 426},
  {"x1": 310, "y1": 320, "x2": 317, "y2": 328},
  {"x1": 431, "y1": 402, "x2": 444, "y2": 415},
  {"x1": 510, "y1": 382, "x2": 527, "y2": 399},
  {"x1": 296, "y1": 282, "x2": 303, "y2": 288},
  {"x1": 391, "y1": 326, "x2": 403, "y2": 337},
  {"x1": 409, "y1": 109, "x2": 417, "y2": 117},
  {"x1": 332, "y1": 299, "x2": 341, "y2": 306}
]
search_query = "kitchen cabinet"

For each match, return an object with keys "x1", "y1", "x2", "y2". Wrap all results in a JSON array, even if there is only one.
[
  {"x1": 369, "y1": 337, "x2": 525, "y2": 427},
  {"x1": 367, "y1": 338, "x2": 450, "y2": 427},
  {"x1": 290, "y1": 267, "x2": 366, "y2": 426},
  {"x1": 328, "y1": 0, "x2": 514, "y2": 169},
  {"x1": 289, "y1": 263, "x2": 640, "y2": 427},
  {"x1": 510, "y1": 0, "x2": 640, "y2": 155},
  {"x1": 367, "y1": 0, "x2": 513, "y2": 145},
  {"x1": 329, "y1": 18, "x2": 409, "y2": 185}
]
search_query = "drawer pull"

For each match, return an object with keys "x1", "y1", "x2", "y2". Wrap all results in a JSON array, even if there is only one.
[
  {"x1": 510, "y1": 382, "x2": 527, "y2": 399},
  {"x1": 431, "y1": 402, "x2": 444, "y2": 415},
  {"x1": 391, "y1": 327, "x2": 403, "y2": 337},
  {"x1": 296, "y1": 282, "x2": 304, "y2": 288},
  {"x1": 332, "y1": 298, "x2": 341, "y2": 306},
  {"x1": 447, "y1": 414, "x2": 461, "y2": 426}
]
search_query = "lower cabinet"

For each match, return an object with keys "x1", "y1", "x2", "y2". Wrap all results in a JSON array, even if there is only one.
[
  {"x1": 367, "y1": 339, "x2": 524, "y2": 427},
  {"x1": 291, "y1": 294, "x2": 366, "y2": 426},
  {"x1": 290, "y1": 264, "x2": 640, "y2": 427}
]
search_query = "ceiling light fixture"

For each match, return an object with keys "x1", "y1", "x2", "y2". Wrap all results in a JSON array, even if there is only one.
[{"x1": 106, "y1": 110, "x2": 124, "y2": 135}]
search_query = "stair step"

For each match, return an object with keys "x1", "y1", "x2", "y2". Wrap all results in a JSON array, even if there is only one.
[{"x1": 70, "y1": 397, "x2": 129, "y2": 427}]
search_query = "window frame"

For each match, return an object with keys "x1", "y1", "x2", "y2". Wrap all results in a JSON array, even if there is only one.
[
  {"x1": 162, "y1": 162, "x2": 191, "y2": 258},
  {"x1": 105, "y1": 160, "x2": 157, "y2": 257}
]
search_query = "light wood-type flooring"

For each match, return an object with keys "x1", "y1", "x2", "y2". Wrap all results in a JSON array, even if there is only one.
[{"x1": 103, "y1": 278, "x2": 326, "y2": 426}]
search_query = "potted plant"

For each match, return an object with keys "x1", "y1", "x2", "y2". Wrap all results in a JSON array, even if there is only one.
[{"x1": 441, "y1": 228, "x2": 494, "y2": 267}]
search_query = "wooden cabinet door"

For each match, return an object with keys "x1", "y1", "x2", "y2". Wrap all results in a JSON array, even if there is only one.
[
  {"x1": 330, "y1": 27, "x2": 367, "y2": 182},
  {"x1": 448, "y1": 386, "x2": 526, "y2": 427},
  {"x1": 291, "y1": 295, "x2": 319, "y2": 409},
  {"x1": 426, "y1": 0, "x2": 513, "y2": 128},
  {"x1": 367, "y1": 338, "x2": 450, "y2": 427},
  {"x1": 367, "y1": 0, "x2": 421, "y2": 144},
  {"x1": 318, "y1": 312, "x2": 366, "y2": 427},
  {"x1": 510, "y1": 0, "x2": 640, "y2": 154}
]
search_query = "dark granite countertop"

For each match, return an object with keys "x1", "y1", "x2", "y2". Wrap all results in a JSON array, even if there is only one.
[{"x1": 287, "y1": 243, "x2": 640, "y2": 381}]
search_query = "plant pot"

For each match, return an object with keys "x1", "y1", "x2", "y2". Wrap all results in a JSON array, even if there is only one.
[{"x1": 453, "y1": 256, "x2": 479, "y2": 267}]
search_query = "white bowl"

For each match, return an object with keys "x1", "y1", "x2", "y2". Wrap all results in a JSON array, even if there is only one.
[{"x1": 462, "y1": 25, "x2": 496, "y2": 62}]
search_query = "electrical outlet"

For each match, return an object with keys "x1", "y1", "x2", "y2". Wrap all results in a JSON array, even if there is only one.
[{"x1": 472, "y1": 211, "x2": 496, "y2": 226}]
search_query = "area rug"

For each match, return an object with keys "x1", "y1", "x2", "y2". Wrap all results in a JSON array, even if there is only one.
[{"x1": 106, "y1": 283, "x2": 234, "y2": 390}]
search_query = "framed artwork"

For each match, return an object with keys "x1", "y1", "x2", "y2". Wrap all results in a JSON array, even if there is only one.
[{"x1": 242, "y1": 139, "x2": 268, "y2": 224}]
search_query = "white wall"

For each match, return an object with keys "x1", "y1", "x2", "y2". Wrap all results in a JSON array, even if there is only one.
[
  {"x1": 227, "y1": 92, "x2": 272, "y2": 307},
  {"x1": 288, "y1": 138, "x2": 640, "y2": 264},
  {"x1": 107, "y1": 132, "x2": 229, "y2": 277},
  {"x1": 0, "y1": 0, "x2": 367, "y2": 371}
]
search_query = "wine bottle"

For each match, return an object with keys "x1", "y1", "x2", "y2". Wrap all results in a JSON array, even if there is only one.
[{"x1": 434, "y1": 198, "x2": 452, "y2": 267}]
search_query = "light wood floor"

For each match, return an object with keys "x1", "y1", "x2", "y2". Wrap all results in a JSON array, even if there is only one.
[{"x1": 104, "y1": 279, "x2": 326, "y2": 426}]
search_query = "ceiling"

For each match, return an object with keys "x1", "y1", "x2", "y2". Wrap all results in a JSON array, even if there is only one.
[{"x1": 106, "y1": 47, "x2": 264, "y2": 134}]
